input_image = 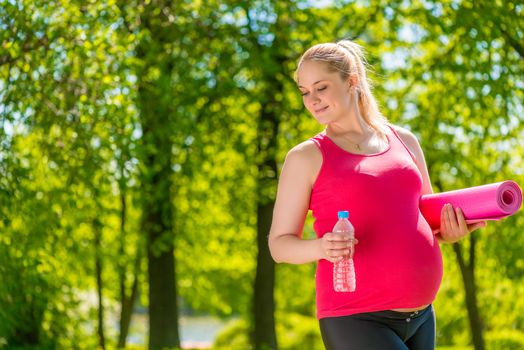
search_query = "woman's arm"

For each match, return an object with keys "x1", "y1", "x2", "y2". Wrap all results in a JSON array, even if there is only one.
[
  {"x1": 268, "y1": 141, "x2": 352, "y2": 264},
  {"x1": 394, "y1": 125, "x2": 486, "y2": 243}
]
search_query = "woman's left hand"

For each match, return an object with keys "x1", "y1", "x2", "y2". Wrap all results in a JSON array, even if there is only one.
[{"x1": 436, "y1": 203, "x2": 487, "y2": 243}]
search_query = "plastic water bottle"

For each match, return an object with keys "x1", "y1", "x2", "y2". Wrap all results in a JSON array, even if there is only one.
[{"x1": 333, "y1": 210, "x2": 356, "y2": 292}]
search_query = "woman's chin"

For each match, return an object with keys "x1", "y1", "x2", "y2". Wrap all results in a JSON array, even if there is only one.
[{"x1": 314, "y1": 115, "x2": 331, "y2": 125}]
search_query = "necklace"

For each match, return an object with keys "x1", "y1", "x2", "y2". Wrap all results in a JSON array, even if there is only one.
[
  {"x1": 341, "y1": 132, "x2": 370, "y2": 151},
  {"x1": 349, "y1": 140, "x2": 362, "y2": 150},
  {"x1": 326, "y1": 126, "x2": 385, "y2": 152}
]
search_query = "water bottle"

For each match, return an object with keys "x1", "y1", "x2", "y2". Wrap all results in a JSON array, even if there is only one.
[{"x1": 333, "y1": 210, "x2": 356, "y2": 292}]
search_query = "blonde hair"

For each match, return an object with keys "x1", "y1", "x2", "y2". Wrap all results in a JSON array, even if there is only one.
[{"x1": 295, "y1": 40, "x2": 387, "y2": 135}]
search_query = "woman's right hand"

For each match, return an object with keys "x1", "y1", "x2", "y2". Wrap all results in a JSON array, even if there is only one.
[{"x1": 319, "y1": 232, "x2": 358, "y2": 263}]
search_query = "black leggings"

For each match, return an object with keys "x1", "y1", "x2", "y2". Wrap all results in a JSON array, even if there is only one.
[{"x1": 319, "y1": 305, "x2": 435, "y2": 350}]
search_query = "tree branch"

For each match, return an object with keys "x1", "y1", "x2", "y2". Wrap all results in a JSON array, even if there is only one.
[
  {"x1": 499, "y1": 26, "x2": 524, "y2": 59},
  {"x1": 0, "y1": 35, "x2": 50, "y2": 67}
]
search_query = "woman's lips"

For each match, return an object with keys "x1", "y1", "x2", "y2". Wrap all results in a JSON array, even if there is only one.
[{"x1": 315, "y1": 106, "x2": 328, "y2": 113}]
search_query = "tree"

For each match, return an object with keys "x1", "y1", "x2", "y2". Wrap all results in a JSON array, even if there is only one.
[{"x1": 133, "y1": 2, "x2": 181, "y2": 348}]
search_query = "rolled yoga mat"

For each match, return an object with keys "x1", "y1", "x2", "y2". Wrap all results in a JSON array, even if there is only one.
[{"x1": 420, "y1": 181, "x2": 523, "y2": 230}]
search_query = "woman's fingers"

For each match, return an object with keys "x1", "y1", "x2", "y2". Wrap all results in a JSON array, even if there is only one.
[
  {"x1": 467, "y1": 221, "x2": 487, "y2": 232},
  {"x1": 439, "y1": 204, "x2": 487, "y2": 243},
  {"x1": 322, "y1": 232, "x2": 356, "y2": 262},
  {"x1": 325, "y1": 248, "x2": 351, "y2": 258},
  {"x1": 325, "y1": 232, "x2": 353, "y2": 241},
  {"x1": 440, "y1": 204, "x2": 457, "y2": 242},
  {"x1": 455, "y1": 207, "x2": 468, "y2": 234},
  {"x1": 447, "y1": 205, "x2": 460, "y2": 237},
  {"x1": 441, "y1": 203, "x2": 450, "y2": 234}
]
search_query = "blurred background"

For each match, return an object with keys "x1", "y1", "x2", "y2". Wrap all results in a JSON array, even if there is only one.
[{"x1": 0, "y1": 0, "x2": 523, "y2": 349}]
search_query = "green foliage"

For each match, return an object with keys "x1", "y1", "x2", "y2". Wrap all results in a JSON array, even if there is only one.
[
  {"x1": 433, "y1": 245, "x2": 471, "y2": 346},
  {"x1": 1, "y1": 0, "x2": 523, "y2": 348},
  {"x1": 275, "y1": 313, "x2": 323, "y2": 350},
  {"x1": 485, "y1": 330, "x2": 524, "y2": 350},
  {"x1": 213, "y1": 313, "x2": 323, "y2": 350},
  {"x1": 213, "y1": 319, "x2": 250, "y2": 350}
]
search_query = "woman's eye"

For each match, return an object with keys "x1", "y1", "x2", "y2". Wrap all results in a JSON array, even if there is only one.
[{"x1": 300, "y1": 86, "x2": 326, "y2": 96}]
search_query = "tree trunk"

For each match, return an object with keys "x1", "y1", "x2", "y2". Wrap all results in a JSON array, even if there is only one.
[
  {"x1": 253, "y1": 72, "x2": 282, "y2": 349},
  {"x1": 138, "y1": 72, "x2": 180, "y2": 349},
  {"x1": 118, "y1": 254, "x2": 140, "y2": 348},
  {"x1": 11, "y1": 295, "x2": 43, "y2": 346},
  {"x1": 254, "y1": 201, "x2": 277, "y2": 349},
  {"x1": 136, "y1": 2, "x2": 180, "y2": 349},
  {"x1": 139, "y1": 100, "x2": 179, "y2": 349},
  {"x1": 94, "y1": 218, "x2": 106, "y2": 350},
  {"x1": 117, "y1": 191, "x2": 141, "y2": 348},
  {"x1": 452, "y1": 238, "x2": 485, "y2": 350}
]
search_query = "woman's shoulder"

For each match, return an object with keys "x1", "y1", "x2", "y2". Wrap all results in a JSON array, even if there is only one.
[
  {"x1": 283, "y1": 138, "x2": 323, "y2": 176},
  {"x1": 388, "y1": 123, "x2": 426, "y2": 165},
  {"x1": 389, "y1": 123, "x2": 420, "y2": 146},
  {"x1": 283, "y1": 139, "x2": 322, "y2": 185},
  {"x1": 286, "y1": 138, "x2": 321, "y2": 161}
]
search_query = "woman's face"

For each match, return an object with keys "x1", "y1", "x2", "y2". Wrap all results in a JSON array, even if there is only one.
[{"x1": 296, "y1": 60, "x2": 352, "y2": 125}]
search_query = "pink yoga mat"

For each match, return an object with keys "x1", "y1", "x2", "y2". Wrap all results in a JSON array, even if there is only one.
[{"x1": 420, "y1": 181, "x2": 523, "y2": 230}]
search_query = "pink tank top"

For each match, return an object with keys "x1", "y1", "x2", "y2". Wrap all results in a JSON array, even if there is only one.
[{"x1": 309, "y1": 125, "x2": 443, "y2": 319}]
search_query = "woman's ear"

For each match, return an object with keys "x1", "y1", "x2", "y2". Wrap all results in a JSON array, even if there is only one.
[
  {"x1": 348, "y1": 72, "x2": 359, "y2": 88},
  {"x1": 347, "y1": 73, "x2": 361, "y2": 96}
]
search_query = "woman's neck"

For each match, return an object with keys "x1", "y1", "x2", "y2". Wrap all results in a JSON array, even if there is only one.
[{"x1": 326, "y1": 115, "x2": 372, "y2": 139}]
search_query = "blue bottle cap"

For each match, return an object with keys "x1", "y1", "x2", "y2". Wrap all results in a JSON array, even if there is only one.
[{"x1": 337, "y1": 211, "x2": 349, "y2": 219}]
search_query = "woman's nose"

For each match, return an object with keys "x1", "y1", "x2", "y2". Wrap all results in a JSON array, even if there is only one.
[{"x1": 309, "y1": 92, "x2": 320, "y2": 104}]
